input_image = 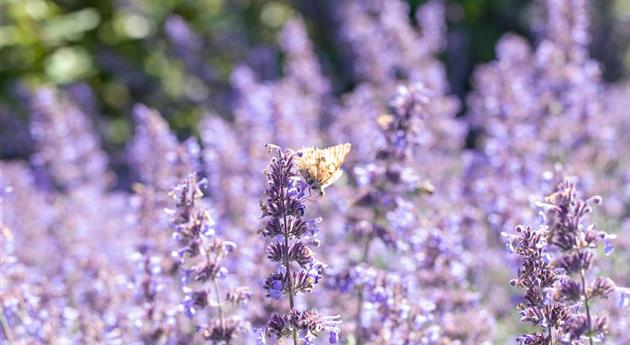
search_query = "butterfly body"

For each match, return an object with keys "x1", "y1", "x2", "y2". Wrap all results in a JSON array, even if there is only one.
[{"x1": 296, "y1": 143, "x2": 351, "y2": 196}]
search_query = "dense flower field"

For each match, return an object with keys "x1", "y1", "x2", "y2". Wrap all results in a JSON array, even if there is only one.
[{"x1": 1, "y1": 0, "x2": 629, "y2": 344}]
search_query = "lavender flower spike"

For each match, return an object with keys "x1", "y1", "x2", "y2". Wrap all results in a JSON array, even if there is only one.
[
  {"x1": 508, "y1": 178, "x2": 618, "y2": 344},
  {"x1": 169, "y1": 173, "x2": 250, "y2": 343},
  {"x1": 259, "y1": 145, "x2": 341, "y2": 345}
]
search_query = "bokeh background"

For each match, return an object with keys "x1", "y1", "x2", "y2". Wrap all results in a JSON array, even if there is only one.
[
  {"x1": 2, "y1": 0, "x2": 629, "y2": 166},
  {"x1": 1, "y1": 0, "x2": 630, "y2": 344}
]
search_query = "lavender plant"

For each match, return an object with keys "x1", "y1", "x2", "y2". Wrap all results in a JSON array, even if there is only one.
[
  {"x1": 338, "y1": 0, "x2": 449, "y2": 92},
  {"x1": 126, "y1": 184, "x2": 181, "y2": 343},
  {"x1": 258, "y1": 145, "x2": 341, "y2": 345},
  {"x1": 126, "y1": 105, "x2": 206, "y2": 343},
  {"x1": 169, "y1": 173, "x2": 251, "y2": 343},
  {"x1": 29, "y1": 87, "x2": 111, "y2": 191},
  {"x1": 463, "y1": 1, "x2": 630, "y2": 335},
  {"x1": 128, "y1": 104, "x2": 200, "y2": 193},
  {"x1": 329, "y1": 0, "x2": 462, "y2": 167},
  {"x1": 324, "y1": 83, "x2": 492, "y2": 344},
  {"x1": 466, "y1": 0, "x2": 627, "y2": 237},
  {"x1": 2, "y1": 152, "x2": 131, "y2": 344},
  {"x1": 346, "y1": 83, "x2": 431, "y2": 343},
  {"x1": 505, "y1": 178, "x2": 624, "y2": 344},
  {"x1": 1, "y1": 1, "x2": 629, "y2": 344}
]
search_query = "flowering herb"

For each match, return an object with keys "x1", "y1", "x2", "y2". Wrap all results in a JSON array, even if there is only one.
[
  {"x1": 505, "y1": 178, "x2": 623, "y2": 344},
  {"x1": 258, "y1": 145, "x2": 341, "y2": 345},
  {"x1": 0, "y1": 0, "x2": 629, "y2": 343},
  {"x1": 170, "y1": 173, "x2": 251, "y2": 343}
]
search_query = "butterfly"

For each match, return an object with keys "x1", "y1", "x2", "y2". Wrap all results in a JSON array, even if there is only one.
[{"x1": 296, "y1": 143, "x2": 352, "y2": 197}]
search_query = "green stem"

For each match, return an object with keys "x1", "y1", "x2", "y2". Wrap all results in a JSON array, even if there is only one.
[
  {"x1": 579, "y1": 268, "x2": 594, "y2": 345},
  {"x1": 212, "y1": 279, "x2": 225, "y2": 330},
  {"x1": 283, "y1": 212, "x2": 299, "y2": 345}
]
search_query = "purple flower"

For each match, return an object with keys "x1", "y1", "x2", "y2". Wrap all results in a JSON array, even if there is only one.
[
  {"x1": 169, "y1": 173, "x2": 250, "y2": 342},
  {"x1": 258, "y1": 146, "x2": 342, "y2": 344},
  {"x1": 507, "y1": 179, "x2": 618, "y2": 344}
]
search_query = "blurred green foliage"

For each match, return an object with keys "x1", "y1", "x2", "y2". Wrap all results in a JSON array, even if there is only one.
[{"x1": 1, "y1": 0, "x2": 628, "y2": 158}]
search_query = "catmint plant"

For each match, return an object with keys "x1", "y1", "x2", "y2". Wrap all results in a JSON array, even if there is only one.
[
  {"x1": 1, "y1": 0, "x2": 629, "y2": 343},
  {"x1": 29, "y1": 87, "x2": 111, "y2": 191},
  {"x1": 169, "y1": 173, "x2": 251, "y2": 343},
  {"x1": 258, "y1": 145, "x2": 340, "y2": 345},
  {"x1": 505, "y1": 178, "x2": 623, "y2": 344},
  {"x1": 128, "y1": 104, "x2": 200, "y2": 193},
  {"x1": 344, "y1": 83, "x2": 432, "y2": 342},
  {"x1": 337, "y1": 83, "x2": 491, "y2": 344},
  {"x1": 127, "y1": 184, "x2": 180, "y2": 343},
  {"x1": 507, "y1": 224, "x2": 568, "y2": 344}
]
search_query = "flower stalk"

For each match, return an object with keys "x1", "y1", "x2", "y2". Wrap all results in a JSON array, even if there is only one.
[
  {"x1": 259, "y1": 145, "x2": 340, "y2": 344},
  {"x1": 506, "y1": 178, "x2": 618, "y2": 344},
  {"x1": 169, "y1": 173, "x2": 251, "y2": 344}
]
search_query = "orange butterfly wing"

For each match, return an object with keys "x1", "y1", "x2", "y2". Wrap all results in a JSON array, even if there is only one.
[{"x1": 297, "y1": 143, "x2": 351, "y2": 193}]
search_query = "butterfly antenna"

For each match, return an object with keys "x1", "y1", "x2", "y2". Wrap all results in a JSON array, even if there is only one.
[{"x1": 302, "y1": 187, "x2": 320, "y2": 203}]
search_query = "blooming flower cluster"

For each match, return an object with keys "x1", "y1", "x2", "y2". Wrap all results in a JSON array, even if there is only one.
[
  {"x1": 462, "y1": 0, "x2": 630, "y2": 329},
  {"x1": 1, "y1": 0, "x2": 629, "y2": 344},
  {"x1": 329, "y1": 83, "x2": 491, "y2": 345},
  {"x1": 505, "y1": 179, "x2": 626, "y2": 344},
  {"x1": 257, "y1": 146, "x2": 340, "y2": 344},
  {"x1": 169, "y1": 173, "x2": 251, "y2": 343}
]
